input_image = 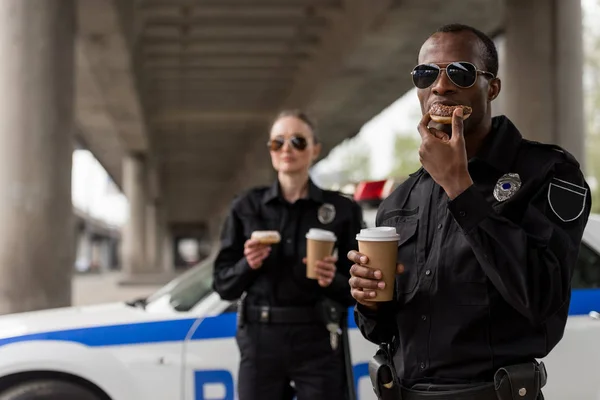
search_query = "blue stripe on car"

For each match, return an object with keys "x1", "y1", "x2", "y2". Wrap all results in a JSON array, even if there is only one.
[
  {"x1": 0, "y1": 289, "x2": 596, "y2": 348},
  {"x1": 0, "y1": 318, "x2": 198, "y2": 347}
]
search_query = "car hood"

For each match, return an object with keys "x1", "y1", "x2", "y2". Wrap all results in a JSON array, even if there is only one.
[{"x1": 0, "y1": 302, "x2": 188, "y2": 342}]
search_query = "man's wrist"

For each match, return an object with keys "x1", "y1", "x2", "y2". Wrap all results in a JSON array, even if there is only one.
[
  {"x1": 443, "y1": 171, "x2": 473, "y2": 199},
  {"x1": 356, "y1": 301, "x2": 380, "y2": 316},
  {"x1": 359, "y1": 302, "x2": 379, "y2": 311}
]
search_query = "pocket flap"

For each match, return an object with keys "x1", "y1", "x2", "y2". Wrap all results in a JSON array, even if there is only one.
[{"x1": 397, "y1": 219, "x2": 418, "y2": 246}]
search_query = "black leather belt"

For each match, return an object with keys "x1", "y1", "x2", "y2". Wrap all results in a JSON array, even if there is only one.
[
  {"x1": 245, "y1": 305, "x2": 320, "y2": 324},
  {"x1": 401, "y1": 383, "x2": 497, "y2": 400}
]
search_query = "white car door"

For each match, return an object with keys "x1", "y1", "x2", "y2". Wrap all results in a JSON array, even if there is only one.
[
  {"x1": 182, "y1": 293, "x2": 239, "y2": 400},
  {"x1": 102, "y1": 309, "x2": 196, "y2": 400},
  {"x1": 541, "y1": 239, "x2": 600, "y2": 400},
  {"x1": 140, "y1": 262, "x2": 225, "y2": 400}
]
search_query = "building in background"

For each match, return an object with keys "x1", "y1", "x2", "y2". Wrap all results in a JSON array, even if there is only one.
[{"x1": 72, "y1": 150, "x2": 127, "y2": 273}]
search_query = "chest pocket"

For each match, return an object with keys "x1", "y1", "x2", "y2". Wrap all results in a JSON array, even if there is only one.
[
  {"x1": 442, "y1": 227, "x2": 490, "y2": 306},
  {"x1": 240, "y1": 213, "x2": 279, "y2": 239},
  {"x1": 381, "y1": 213, "x2": 419, "y2": 296}
]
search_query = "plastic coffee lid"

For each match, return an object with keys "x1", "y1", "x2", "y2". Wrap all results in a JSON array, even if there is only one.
[
  {"x1": 305, "y1": 228, "x2": 337, "y2": 242},
  {"x1": 356, "y1": 227, "x2": 400, "y2": 242}
]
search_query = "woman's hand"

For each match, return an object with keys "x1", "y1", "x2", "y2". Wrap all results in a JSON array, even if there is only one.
[
  {"x1": 303, "y1": 256, "x2": 338, "y2": 287},
  {"x1": 244, "y1": 239, "x2": 271, "y2": 269}
]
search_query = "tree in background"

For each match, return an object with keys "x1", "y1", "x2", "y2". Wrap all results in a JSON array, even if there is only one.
[
  {"x1": 389, "y1": 133, "x2": 422, "y2": 179},
  {"x1": 311, "y1": 136, "x2": 373, "y2": 188},
  {"x1": 334, "y1": 137, "x2": 372, "y2": 183}
]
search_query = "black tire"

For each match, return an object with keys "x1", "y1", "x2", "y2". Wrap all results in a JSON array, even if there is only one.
[{"x1": 0, "y1": 380, "x2": 102, "y2": 400}]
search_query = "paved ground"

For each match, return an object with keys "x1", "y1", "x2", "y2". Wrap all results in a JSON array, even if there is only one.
[{"x1": 72, "y1": 272, "x2": 164, "y2": 306}]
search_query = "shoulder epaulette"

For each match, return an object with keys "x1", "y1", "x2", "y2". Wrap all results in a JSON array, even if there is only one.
[{"x1": 524, "y1": 140, "x2": 580, "y2": 167}]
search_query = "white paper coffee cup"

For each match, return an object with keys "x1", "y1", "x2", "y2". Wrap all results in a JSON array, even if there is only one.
[
  {"x1": 355, "y1": 226, "x2": 400, "y2": 242},
  {"x1": 356, "y1": 227, "x2": 399, "y2": 301},
  {"x1": 305, "y1": 229, "x2": 337, "y2": 279},
  {"x1": 306, "y1": 228, "x2": 337, "y2": 242}
]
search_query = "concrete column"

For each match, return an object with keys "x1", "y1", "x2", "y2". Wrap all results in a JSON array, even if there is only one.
[
  {"x1": 155, "y1": 205, "x2": 166, "y2": 271},
  {"x1": 75, "y1": 230, "x2": 92, "y2": 273},
  {"x1": 146, "y1": 201, "x2": 157, "y2": 271},
  {"x1": 162, "y1": 229, "x2": 175, "y2": 273},
  {"x1": 0, "y1": 1, "x2": 75, "y2": 314},
  {"x1": 502, "y1": 0, "x2": 584, "y2": 167},
  {"x1": 144, "y1": 200, "x2": 168, "y2": 273},
  {"x1": 492, "y1": 35, "x2": 506, "y2": 118},
  {"x1": 96, "y1": 239, "x2": 111, "y2": 273},
  {"x1": 121, "y1": 154, "x2": 147, "y2": 276}
]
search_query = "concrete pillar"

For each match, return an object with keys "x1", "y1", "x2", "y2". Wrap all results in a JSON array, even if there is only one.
[
  {"x1": 75, "y1": 230, "x2": 92, "y2": 273},
  {"x1": 155, "y1": 205, "x2": 166, "y2": 271},
  {"x1": 121, "y1": 154, "x2": 147, "y2": 276},
  {"x1": 95, "y1": 239, "x2": 111, "y2": 273},
  {"x1": 109, "y1": 237, "x2": 120, "y2": 270},
  {"x1": 145, "y1": 201, "x2": 158, "y2": 271},
  {"x1": 502, "y1": 0, "x2": 584, "y2": 167},
  {"x1": 90, "y1": 240, "x2": 99, "y2": 272},
  {"x1": 0, "y1": 1, "x2": 75, "y2": 314},
  {"x1": 162, "y1": 229, "x2": 175, "y2": 273},
  {"x1": 146, "y1": 201, "x2": 168, "y2": 273},
  {"x1": 492, "y1": 35, "x2": 506, "y2": 118}
]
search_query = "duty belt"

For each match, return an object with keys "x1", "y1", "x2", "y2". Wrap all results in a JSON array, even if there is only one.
[
  {"x1": 401, "y1": 383, "x2": 497, "y2": 400},
  {"x1": 245, "y1": 305, "x2": 320, "y2": 324}
]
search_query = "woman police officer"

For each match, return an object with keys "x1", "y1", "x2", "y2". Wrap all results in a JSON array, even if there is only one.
[{"x1": 212, "y1": 109, "x2": 364, "y2": 400}]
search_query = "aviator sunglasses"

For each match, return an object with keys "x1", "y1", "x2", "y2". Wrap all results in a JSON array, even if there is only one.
[
  {"x1": 411, "y1": 61, "x2": 495, "y2": 89},
  {"x1": 267, "y1": 135, "x2": 308, "y2": 152}
]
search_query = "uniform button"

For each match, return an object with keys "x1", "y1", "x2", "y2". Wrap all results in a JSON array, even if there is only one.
[
  {"x1": 420, "y1": 362, "x2": 425, "y2": 369},
  {"x1": 421, "y1": 315, "x2": 427, "y2": 321},
  {"x1": 425, "y1": 269, "x2": 431, "y2": 276},
  {"x1": 286, "y1": 238, "x2": 292, "y2": 244},
  {"x1": 459, "y1": 211, "x2": 466, "y2": 217},
  {"x1": 437, "y1": 223, "x2": 443, "y2": 230}
]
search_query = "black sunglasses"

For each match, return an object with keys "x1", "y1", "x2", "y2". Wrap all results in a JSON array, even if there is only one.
[
  {"x1": 267, "y1": 135, "x2": 308, "y2": 152},
  {"x1": 411, "y1": 61, "x2": 495, "y2": 89}
]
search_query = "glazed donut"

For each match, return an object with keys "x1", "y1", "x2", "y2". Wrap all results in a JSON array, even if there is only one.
[
  {"x1": 429, "y1": 104, "x2": 472, "y2": 124},
  {"x1": 251, "y1": 230, "x2": 281, "y2": 245}
]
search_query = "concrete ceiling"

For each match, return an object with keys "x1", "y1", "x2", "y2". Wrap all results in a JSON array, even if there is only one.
[{"x1": 75, "y1": 0, "x2": 505, "y2": 228}]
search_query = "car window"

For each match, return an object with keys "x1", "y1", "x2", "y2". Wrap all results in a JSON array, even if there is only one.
[
  {"x1": 169, "y1": 270, "x2": 214, "y2": 312},
  {"x1": 572, "y1": 242, "x2": 600, "y2": 289},
  {"x1": 145, "y1": 259, "x2": 215, "y2": 312}
]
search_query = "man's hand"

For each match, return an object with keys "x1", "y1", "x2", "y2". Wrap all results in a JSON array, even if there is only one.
[
  {"x1": 244, "y1": 239, "x2": 271, "y2": 269},
  {"x1": 303, "y1": 256, "x2": 338, "y2": 287},
  {"x1": 417, "y1": 107, "x2": 473, "y2": 199},
  {"x1": 347, "y1": 250, "x2": 404, "y2": 310}
]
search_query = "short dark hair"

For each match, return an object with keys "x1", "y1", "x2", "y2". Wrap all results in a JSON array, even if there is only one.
[
  {"x1": 432, "y1": 23, "x2": 499, "y2": 77},
  {"x1": 272, "y1": 109, "x2": 319, "y2": 143}
]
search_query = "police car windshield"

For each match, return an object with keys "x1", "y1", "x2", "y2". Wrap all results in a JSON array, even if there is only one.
[{"x1": 145, "y1": 258, "x2": 214, "y2": 312}]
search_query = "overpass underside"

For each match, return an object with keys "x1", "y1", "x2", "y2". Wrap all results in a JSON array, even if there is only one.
[{"x1": 0, "y1": 0, "x2": 585, "y2": 312}]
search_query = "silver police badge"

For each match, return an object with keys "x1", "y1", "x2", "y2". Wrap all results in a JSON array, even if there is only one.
[
  {"x1": 493, "y1": 173, "x2": 522, "y2": 202},
  {"x1": 318, "y1": 203, "x2": 336, "y2": 224}
]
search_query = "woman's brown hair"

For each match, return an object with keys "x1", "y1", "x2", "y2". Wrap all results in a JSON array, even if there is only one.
[{"x1": 271, "y1": 109, "x2": 319, "y2": 143}]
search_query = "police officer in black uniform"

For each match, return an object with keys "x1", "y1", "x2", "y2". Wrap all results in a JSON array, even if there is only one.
[
  {"x1": 213, "y1": 109, "x2": 364, "y2": 400},
  {"x1": 348, "y1": 24, "x2": 592, "y2": 400}
]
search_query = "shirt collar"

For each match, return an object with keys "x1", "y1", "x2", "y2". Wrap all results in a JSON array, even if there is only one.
[
  {"x1": 470, "y1": 115, "x2": 522, "y2": 173},
  {"x1": 262, "y1": 178, "x2": 324, "y2": 205}
]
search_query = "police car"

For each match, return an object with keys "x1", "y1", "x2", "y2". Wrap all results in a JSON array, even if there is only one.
[
  {"x1": 0, "y1": 182, "x2": 596, "y2": 400},
  {"x1": 0, "y1": 258, "x2": 377, "y2": 399}
]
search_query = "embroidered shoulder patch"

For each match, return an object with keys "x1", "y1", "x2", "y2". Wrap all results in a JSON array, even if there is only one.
[{"x1": 547, "y1": 178, "x2": 587, "y2": 222}]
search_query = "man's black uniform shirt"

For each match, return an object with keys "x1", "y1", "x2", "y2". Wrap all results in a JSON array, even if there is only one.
[
  {"x1": 213, "y1": 179, "x2": 364, "y2": 308},
  {"x1": 355, "y1": 116, "x2": 592, "y2": 386}
]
